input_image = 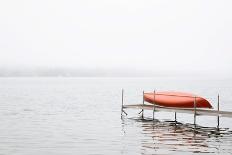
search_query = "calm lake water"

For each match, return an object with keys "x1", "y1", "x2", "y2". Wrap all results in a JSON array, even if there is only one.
[{"x1": 0, "y1": 77, "x2": 232, "y2": 155}]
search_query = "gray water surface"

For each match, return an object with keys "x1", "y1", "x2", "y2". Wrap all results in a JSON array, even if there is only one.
[{"x1": 0, "y1": 77, "x2": 232, "y2": 155}]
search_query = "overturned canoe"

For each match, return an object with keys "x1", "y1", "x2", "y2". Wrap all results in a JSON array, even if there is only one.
[{"x1": 144, "y1": 92, "x2": 213, "y2": 109}]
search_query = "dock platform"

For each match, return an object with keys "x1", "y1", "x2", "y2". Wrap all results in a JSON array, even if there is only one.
[{"x1": 123, "y1": 104, "x2": 232, "y2": 118}]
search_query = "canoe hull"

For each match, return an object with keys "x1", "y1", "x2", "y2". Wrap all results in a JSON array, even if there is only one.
[{"x1": 144, "y1": 92, "x2": 213, "y2": 109}]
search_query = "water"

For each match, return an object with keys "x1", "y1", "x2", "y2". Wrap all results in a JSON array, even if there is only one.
[{"x1": 0, "y1": 77, "x2": 232, "y2": 155}]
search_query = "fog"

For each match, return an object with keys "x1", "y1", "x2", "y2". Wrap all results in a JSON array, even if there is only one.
[{"x1": 0, "y1": 0, "x2": 232, "y2": 77}]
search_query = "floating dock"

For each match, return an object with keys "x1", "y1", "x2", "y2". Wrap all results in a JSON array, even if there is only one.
[{"x1": 121, "y1": 89, "x2": 232, "y2": 129}]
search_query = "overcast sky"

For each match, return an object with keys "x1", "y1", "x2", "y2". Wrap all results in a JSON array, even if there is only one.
[{"x1": 0, "y1": 0, "x2": 232, "y2": 75}]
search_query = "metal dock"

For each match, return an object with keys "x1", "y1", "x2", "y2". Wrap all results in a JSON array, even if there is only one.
[{"x1": 120, "y1": 89, "x2": 232, "y2": 129}]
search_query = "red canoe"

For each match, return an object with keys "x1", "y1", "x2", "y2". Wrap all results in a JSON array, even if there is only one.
[{"x1": 144, "y1": 92, "x2": 212, "y2": 109}]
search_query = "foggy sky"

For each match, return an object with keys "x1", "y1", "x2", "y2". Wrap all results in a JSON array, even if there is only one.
[{"x1": 0, "y1": 0, "x2": 232, "y2": 76}]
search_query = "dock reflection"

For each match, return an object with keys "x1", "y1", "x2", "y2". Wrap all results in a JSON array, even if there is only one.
[{"x1": 122, "y1": 117, "x2": 232, "y2": 154}]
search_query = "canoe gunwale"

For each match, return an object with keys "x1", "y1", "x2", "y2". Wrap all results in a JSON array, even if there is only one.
[{"x1": 144, "y1": 92, "x2": 201, "y2": 99}]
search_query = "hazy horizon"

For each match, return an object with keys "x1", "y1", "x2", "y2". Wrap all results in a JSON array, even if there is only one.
[
  {"x1": 0, "y1": 66, "x2": 231, "y2": 78},
  {"x1": 0, "y1": 0, "x2": 232, "y2": 77}
]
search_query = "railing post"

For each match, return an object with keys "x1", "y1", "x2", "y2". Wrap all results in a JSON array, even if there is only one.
[
  {"x1": 217, "y1": 94, "x2": 220, "y2": 130},
  {"x1": 194, "y1": 96, "x2": 197, "y2": 128},
  {"x1": 153, "y1": 90, "x2": 155, "y2": 120}
]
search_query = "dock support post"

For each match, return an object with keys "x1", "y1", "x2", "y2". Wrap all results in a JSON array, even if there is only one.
[
  {"x1": 138, "y1": 91, "x2": 145, "y2": 118},
  {"x1": 121, "y1": 89, "x2": 124, "y2": 118},
  {"x1": 174, "y1": 112, "x2": 177, "y2": 122},
  {"x1": 142, "y1": 91, "x2": 144, "y2": 119},
  {"x1": 217, "y1": 94, "x2": 220, "y2": 130},
  {"x1": 153, "y1": 90, "x2": 155, "y2": 120},
  {"x1": 194, "y1": 96, "x2": 197, "y2": 128},
  {"x1": 121, "y1": 89, "x2": 127, "y2": 118}
]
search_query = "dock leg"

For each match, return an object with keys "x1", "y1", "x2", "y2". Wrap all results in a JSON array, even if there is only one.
[
  {"x1": 152, "y1": 107, "x2": 154, "y2": 120},
  {"x1": 174, "y1": 112, "x2": 177, "y2": 122},
  {"x1": 153, "y1": 90, "x2": 155, "y2": 120},
  {"x1": 217, "y1": 94, "x2": 220, "y2": 130},
  {"x1": 142, "y1": 91, "x2": 144, "y2": 119},
  {"x1": 194, "y1": 96, "x2": 197, "y2": 129},
  {"x1": 121, "y1": 89, "x2": 124, "y2": 118},
  {"x1": 138, "y1": 91, "x2": 145, "y2": 118},
  {"x1": 121, "y1": 89, "x2": 127, "y2": 118}
]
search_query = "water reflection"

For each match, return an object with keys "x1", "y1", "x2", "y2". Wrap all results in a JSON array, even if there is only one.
[{"x1": 122, "y1": 117, "x2": 232, "y2": 154}]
